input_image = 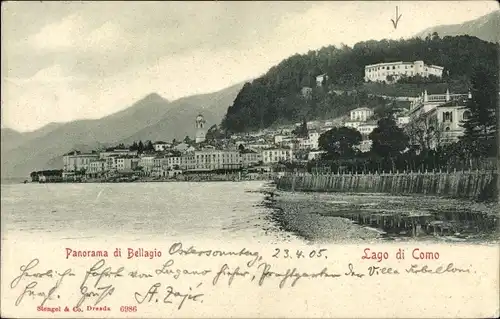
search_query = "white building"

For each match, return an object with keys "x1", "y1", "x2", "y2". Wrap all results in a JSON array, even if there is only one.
[
  {"x1": 88, "y1": 159, "x2": 106, "y2": 176},
  {"x1": 193, "y1": 150, "x2": 241, "y2": 171},
  {"x1": 344, "y1": 121, "x2": 363, "y2": 130},
  {"x1": 274, "y1": 135, "x2": 287, "y2": 144},
  {"x1": 116, "y1": 157, "x2": 139, "y2": 171},
  {"x1": 357, "y1": 123, "x2": 377, "y2": 136},
  {"x1": 105, "y1": 155, "x2": 119, "y2": 171},
  {"x1": 408, "y1": 89, "x2": 470, "y2": 146},
  {"x1": 350, "y1": 107, "x2": 374, "y2": 121},
  {"x1": 247, "y1": 143, "x2": 273, "y2": 151},
  {"x1": 139, "y1": 155, "x2": 156, "y2": 172},
  {"x1": 241, "y1": 150, "x2": 262, "y2": 168},
  {"x1": 261, "y1": 148, "x2": 293, "y2": 164},
  {"x1": 316, "y1": 74, "x2": 328, "y2": 87},
  {"x1": 364, "y1": 60, "x2": 444, "y2": 83},
  {"x1": 63, "y1": 151, "x2": 99, "y2": 172},
  {"x1": 153, "y1": 141, "x2": 170, "y2": 152}
]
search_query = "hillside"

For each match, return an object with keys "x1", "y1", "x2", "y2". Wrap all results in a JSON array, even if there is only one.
[
  {"x1": 416, "y1": 10, "x2": 499, "y2": 43},
  {"x1": 221, "y1": 35, "x2": 499, "y2": 133},
  {"x1": 121, "y1": 82, "x2": 244, "y2": 143},
  {"x1": 1, "y1": 83, "x2": 244, "y2": 178}
]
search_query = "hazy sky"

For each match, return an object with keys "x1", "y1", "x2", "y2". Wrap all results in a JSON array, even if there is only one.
[{"x1": 1, "y1": 1, "x2": 498, "y2": 132}]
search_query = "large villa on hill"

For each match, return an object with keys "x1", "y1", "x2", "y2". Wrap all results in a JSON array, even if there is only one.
[{"x1": 364, "y1": 60, "x2": 444, "y2": 83}]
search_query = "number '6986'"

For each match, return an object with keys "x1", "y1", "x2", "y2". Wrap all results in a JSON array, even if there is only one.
[{"x1": 120, "y1": 306, "x2": 137, "y2": 312}]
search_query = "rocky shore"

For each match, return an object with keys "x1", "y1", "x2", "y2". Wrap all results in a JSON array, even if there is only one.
[
  {"x1": 263, "y1": 190, "x2": 500, "y2": 244},
  {"x1": 263, "y1": 191, "x2": 382, "y2": 244}
]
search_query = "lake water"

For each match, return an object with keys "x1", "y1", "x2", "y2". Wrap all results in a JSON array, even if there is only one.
[
  {"x1": 1, "y1": 181, "x2": 291, "y2": 243},
  {"x1": 2, "y1": 181, "x2": 498, "y2": 244}
]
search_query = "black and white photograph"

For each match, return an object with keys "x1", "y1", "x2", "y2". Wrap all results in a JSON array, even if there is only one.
[{"x1": 1, "y1": 1, "x2": 499, "y2": 318}]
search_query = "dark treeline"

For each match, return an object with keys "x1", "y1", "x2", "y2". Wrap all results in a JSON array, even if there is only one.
[{"x1": 221, "y1": 34, "x2": 499, "y2": 133}]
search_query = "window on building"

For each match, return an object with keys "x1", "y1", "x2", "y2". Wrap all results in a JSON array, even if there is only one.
[
  {"x1": 443, "y1": 112, "x2": 453, "y2": 122},
  {"x1": 445, "y1": 127, "x2": 450, "y2": 131},
  {"x1": 463, "y1": 111, "x2": 471, "y2": 120}
]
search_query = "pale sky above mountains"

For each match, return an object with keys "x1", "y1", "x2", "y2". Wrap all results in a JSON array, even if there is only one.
[{"x1": 1, "y1": 1, "x2": 498, "y2": 132}]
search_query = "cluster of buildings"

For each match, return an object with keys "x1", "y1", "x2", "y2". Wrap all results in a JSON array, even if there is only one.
[
  {"x1": 60, "y1": 57, "x2": 469, "y2": 180},
  {"x1": 364, "y1": 60, "x2": 444, "y2": 83},
  {"x1": 61, "y1": 114, "x2": 298, "y2": 180},
  {"x1": 63, "y1": 88, "x2": 465, "y2": 180}
]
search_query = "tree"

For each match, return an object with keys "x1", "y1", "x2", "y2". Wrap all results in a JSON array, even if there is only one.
[
  {"x1": 145, "y1": 140, "x2": 154, "y2": 152},
  {"x1": 318, "y1": 126, "x2": 362, "y2": 159},
  {"x1": 129, "y1": 141, "x2": 139, "y2": 151},
  {"x1": 138, "y1": 141, "x2": 144, "y2": 154},
  {"x1": 205, "y1": 124, "x2": 224, "y2": 142},
  {"x1": 238, "y1": 144, "x2": 245, "y2": 151},
  {"x1": 460, "y1": 65, "x2": 498, "y2": 158},
  {"x1": 292, "y1": 119, "x2": 309, "y2": 138},
  {"x1": 405, "y1": 114, "x2": 445, "y2": 151},
  {"x1": 369, "y1": 117, "x2": 409, "y2": 170},
  {"x1": 373, "y1": 101, "x2": 398, "y2": 120},
  {"x1": 183, "y1": 136, "x2": 193, "y2": 145}
]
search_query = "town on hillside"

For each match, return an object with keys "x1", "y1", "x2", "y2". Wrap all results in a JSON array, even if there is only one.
[{"x1": 30, "y1": 56, "x2": 496, "y2": 183}]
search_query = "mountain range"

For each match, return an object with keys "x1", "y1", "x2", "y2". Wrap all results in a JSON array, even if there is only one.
[
  {"x1": 1, "y1": 82, "x2": 244, "y2": 178},
  {"x1": 416, "y1": 10, "x2": 499, "y2": 43}
]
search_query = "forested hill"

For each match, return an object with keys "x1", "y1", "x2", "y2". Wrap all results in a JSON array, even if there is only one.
[{"x1": 221, "y1": 35, "x2": 499, "y2": 133}]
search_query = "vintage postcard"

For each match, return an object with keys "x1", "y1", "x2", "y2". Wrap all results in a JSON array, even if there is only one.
[{"x1": 1, "y1": 1, "x2": 499, "y2": 318}]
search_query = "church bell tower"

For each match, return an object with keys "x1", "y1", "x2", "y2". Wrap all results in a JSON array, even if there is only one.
[{"x1": 195, "y1": 114, "x2": 206, "y2": 143}]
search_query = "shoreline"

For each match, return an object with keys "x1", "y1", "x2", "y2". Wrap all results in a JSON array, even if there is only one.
[{"x1": 263, "y1": 190, "x2": 500, "y2": 244}]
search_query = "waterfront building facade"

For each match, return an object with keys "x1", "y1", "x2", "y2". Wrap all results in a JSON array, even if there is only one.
[
  {"x1": 139, "y1": 155, "x2": 155, "y2": 173},
  {"x1": 241, "y1": 149, "x2": 262, "y2": 168},
  {"x1": 88, "y1": 159, "x2": 106, "y2": 177},
  {"x1": 193, "y1": 150, "x2": 242, "y2": 171},
  {"x1": 63, "y1": 151, "x2": 99, "y2": 172},
  {"x1": 261, "y1": 148, "x2": 293, "y2": 164}
]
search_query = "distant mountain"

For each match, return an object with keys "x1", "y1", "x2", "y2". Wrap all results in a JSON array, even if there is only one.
[
  {"x1": 1, "y1": 128, "x2": 26, "y2": 150},
  {"x1": 1, "y1": 82, "x2": 244, "y2": 178},
  {"x1": 121, "y1": 82, "x2": 244, "y2": 144},
  {"x1": 1, "y1": 122, "x2": 64, "y2": 152},
  {"x1": 1, "y1": 93, "x2": 171, "y2": 178},
  {"x1": 416, "y1": 10, "x2": 499, "y2": 43}
]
